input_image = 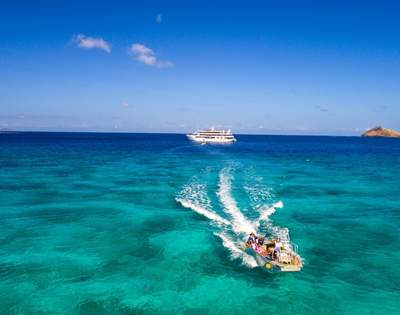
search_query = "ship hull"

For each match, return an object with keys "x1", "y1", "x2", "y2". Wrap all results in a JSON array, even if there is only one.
[
  {"x1": 246, "y1": 246, "x2": 303, "y2": 272},
  {"x1": 187, "y1": 135, "x2": 236, "y2": 144}
]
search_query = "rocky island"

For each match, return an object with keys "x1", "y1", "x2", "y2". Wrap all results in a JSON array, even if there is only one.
[{"x1": 362, "y1": 126, "x2": 400, "y2": 138}]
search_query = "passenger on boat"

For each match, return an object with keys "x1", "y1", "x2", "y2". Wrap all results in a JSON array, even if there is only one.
[
  {"x1": 246, "y1": 233, "x2": 256, "y2": 245},
  {"x1": 250, "y1": 233, "x2": 256, "y2": 241},
  {"x1": 258, "y1": 243, "x2": 268, "y2": 256},
  {"x1": 273, "y1": 243, "x2": 281, "y2": 260},
  {"x1": 246, "y1": 233, "x2": 260, "y2": 251},
  {"x1": 252, "y1": 241, "x2": 258, "y2": 252}
]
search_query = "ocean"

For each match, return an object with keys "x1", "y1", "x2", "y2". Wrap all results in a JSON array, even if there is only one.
[{"x1": 0, "y1": 132, "x2": 399, "y2": 314}]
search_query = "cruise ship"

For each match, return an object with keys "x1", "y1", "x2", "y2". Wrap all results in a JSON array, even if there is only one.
[{"x1": 187, "y1": 128, "x2": 236, "y2": 143}]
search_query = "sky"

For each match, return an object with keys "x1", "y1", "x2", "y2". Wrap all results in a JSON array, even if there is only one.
[{"x1": 0, "y1": 0, "x2": 400, "y2": 135}]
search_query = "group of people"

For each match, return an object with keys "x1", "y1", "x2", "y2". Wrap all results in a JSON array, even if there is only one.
[{"x1": 246, "y1": 232, "x2": 281, "y2": 260}]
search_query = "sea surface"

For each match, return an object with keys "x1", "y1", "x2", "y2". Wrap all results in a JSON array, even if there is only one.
[{"x1": 0, "y1": 132, "x2": 399, "y2": 314}]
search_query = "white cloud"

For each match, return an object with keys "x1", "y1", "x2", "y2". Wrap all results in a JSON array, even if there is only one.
[
  {"x1": 156, "y1": 13, "x2": 162, "y2": 23},
  {"x1": 129, "y1": 43, "x2": 173, "y2": 68},
  {"x1": 122, "y1": 101, "x2": 129, "y2": 107},
  {"x1": 74, "y1": 34, "x2": 111, "y2": 53},
  {"x1": 130, "y1": 44, "x2": 156, "y2": 65}
]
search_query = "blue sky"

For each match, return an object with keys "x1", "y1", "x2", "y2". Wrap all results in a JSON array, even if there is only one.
[{"x1": 1, "y1": 0, "x2": 399, "y2": 134}]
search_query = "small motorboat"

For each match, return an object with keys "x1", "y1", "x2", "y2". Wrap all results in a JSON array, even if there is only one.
[{"x1": 244, "y1": 234, "x2": 303, "y2": 272}]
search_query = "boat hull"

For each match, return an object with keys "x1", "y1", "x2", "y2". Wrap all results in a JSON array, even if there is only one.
[
  {"x1": 187, "y1": 135, "x2": 236, "y2": 144},
  {"x1": 246, "y1": 246, "x2": 303, "y2": 272}
]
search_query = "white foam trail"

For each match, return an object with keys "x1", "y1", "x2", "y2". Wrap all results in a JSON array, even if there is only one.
[
  {"x1": 244, "y1": 181, "x2": 273, "y2": 211},
  {"x1": 273, "y1": 200, "x2": 284, "y2": 209},
  {"x1": 176, "y1": 198, "x2": 230, "y2": 226},
  {"x1": 254, "y1": 201, "x2": 283, "y2": 229},
  {"x1": 217, "y1": 169, "x2": 256, "y2": 235},
  {"x1": 258, "y1": 205, "x2": 277, "y2": 222},
  {"x1": 215, "y1": 232, "x2": 257, "y2": 268}
]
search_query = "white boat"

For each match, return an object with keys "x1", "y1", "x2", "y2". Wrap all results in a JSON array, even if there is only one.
[
  {"x1": 244, "y1": 234, "x2": 303, "y2": 272},
  {"x1": 187, "y1": 128, "x2": 236, "y2": 144}
]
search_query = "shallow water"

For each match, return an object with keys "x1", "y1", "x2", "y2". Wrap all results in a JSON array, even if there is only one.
[{"x1": 0, "y1": 132, "x2": 399, "y2": 314}]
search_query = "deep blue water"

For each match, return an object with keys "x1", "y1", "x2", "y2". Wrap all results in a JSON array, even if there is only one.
[{"x1": 0, "y1": 132, "x2": 399, "y2": 314}]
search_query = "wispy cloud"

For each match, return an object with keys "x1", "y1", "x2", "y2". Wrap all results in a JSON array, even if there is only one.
[
  {"x1": 373, "y1": 105, "x2": 388, "y2": 113},
  {"x1": 121, "y1": 101, "x2": 129, "y2": 107},
  {"x1": 156, "y1": 13, "x2": 162, "y2": 24},
  {"x1": 129, "y1": 43, "x2": 173, "y2": 68},
  {"x1": 315, "y1": 105, "x2": 329, "y2": 112},
  {"x1": 74, "y1": 34, "x2": 111, "y2": 53}
]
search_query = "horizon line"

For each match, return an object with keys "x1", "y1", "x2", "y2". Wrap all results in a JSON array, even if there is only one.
[{"x1": 0, "y1": 130, "x2": 364, "y2": 138}]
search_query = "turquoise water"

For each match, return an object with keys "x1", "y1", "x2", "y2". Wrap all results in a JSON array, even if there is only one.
[{"x1": 1, "y1": 132, "x2": 399, "y2": 314}]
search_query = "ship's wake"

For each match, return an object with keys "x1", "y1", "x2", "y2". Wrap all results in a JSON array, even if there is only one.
[{"x1": 176, "y1": 167, "x2": 294, "y2": 268}]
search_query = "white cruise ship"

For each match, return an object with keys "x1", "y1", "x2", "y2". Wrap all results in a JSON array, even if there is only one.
[{"x1": 187, "y1": 128, "x2": 236, "y2": 143}]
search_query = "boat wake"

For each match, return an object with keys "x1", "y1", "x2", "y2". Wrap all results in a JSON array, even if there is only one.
[
  {"x1": 217, "y1": 169, "x2": 255, "y2": 235},
  {"x1": 214, "y1": 232, "x2": 257, "y2": 268},
  {"x1": 176, "y1": 167, "x2": 294, "y2": 268},
  {"x1": 176, "y1": 182, "x2": 230, "y2": 226}
]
